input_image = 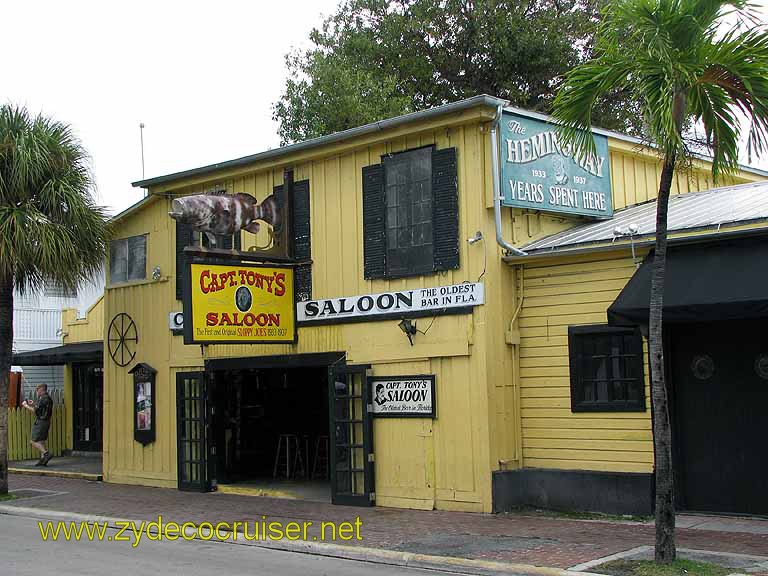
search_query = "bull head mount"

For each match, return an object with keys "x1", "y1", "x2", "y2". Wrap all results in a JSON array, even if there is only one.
[{"x1": 168, "y1": 193, "x2": 281, "y2": 248}]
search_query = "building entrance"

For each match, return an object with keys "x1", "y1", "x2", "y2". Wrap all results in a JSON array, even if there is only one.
[{"x1": 211, "y1": 365, "x2": 331, "y2": 501}]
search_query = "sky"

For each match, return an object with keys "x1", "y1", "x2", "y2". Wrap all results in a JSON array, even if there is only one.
[
  {"x1": 3, "y1": 0, "x2": 767, "y2": 216},
  {"x1": 3, "y1": 0, "x2": 342, "y2": 214}
]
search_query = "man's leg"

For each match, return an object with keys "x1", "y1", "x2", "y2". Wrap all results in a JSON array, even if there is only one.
[{"x1": 40, "y1": 441, "x2": 52, "y2": 465}]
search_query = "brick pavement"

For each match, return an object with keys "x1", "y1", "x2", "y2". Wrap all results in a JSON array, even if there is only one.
[{"x1": 6, "y1": 474, "x2": 768, "y2": 570}]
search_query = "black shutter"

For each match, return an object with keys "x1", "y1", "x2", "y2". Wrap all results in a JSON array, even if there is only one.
[
  {"x1": 432, "y1": 147, "x2": 459, "y2": 271},
  {"x1": 293, "y1": 179, "x2": 312, "y2": 301},
  {"x1": 175, "y1": 221, "x2": 193, "y2": 300},
  {"x1": 363, "y1": 163, "x2": 386, "y2": 279}
]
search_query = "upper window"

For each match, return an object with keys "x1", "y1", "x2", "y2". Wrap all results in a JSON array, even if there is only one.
[
  {"x1": 363, "y1": 146, "x2": 459, "y2": 280},
  {"x1": 383, "y1": 148, "x2": 434, "y2": 277},
  {"x1": 568, "y1": 325, "x2": 646, "y2": 412},
  {"x1": 110, "y1": 235, "x2": 147, "y2": 285}
]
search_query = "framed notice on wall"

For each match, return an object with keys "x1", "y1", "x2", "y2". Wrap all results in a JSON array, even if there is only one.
[
  {"x1": 370, "y1": 375, "x2": 435, "y2": 418},
  {"x1": 129, "y1": 362, "x2": 157, "y2": 446}
]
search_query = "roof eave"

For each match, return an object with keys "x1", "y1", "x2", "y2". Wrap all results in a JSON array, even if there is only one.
[
  {"x1": 131, "y1": 94, "x2": 509, "y2": 189},
  {"x1": 503, "y1": 224, "x2": 768, "y2": 263}
]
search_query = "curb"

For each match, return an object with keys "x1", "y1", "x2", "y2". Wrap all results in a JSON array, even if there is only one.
[
  {"x1": 8, "y1": 468, "x2": 103, "y2": 481},
  {"x1": 0, "y1": 504, "x2": 604, "y2": 576}
]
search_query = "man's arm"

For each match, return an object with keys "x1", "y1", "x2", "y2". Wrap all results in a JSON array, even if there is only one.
[{"x1": 21, "y1": 400, "x2": 35, "y2": 413}]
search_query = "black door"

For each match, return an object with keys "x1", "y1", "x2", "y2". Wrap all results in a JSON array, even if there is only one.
[
  {"x1": 672, "y1": 320, "x2": 768, "y2": 514},
  {"x1": 176, "y1": 372, "x2": 212, "y2": 492},
  {"x1": 328, "y1": 364, "x2": 374, "y2": 506},
  {"x1": 73, "y1": 363, "x2": 103, "y2": 451}
]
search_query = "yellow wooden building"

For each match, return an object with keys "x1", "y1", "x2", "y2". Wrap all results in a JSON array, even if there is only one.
[{"x1": 101, "y1": 95, "x2": 767, "y2": 514}]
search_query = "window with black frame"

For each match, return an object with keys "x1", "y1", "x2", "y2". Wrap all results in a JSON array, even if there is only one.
[
  {"x1": 568, "y1": 325, "x2": 646, "y2": 412},
  {"x1": 383, "y1": 147, "x2": 434, "y2": 277},
  {"x1": 362, "y1": 146, "x2": 459, "y2": 280},
  {"x1": 109, "y1": 235, "x2": 147, "y2": 285}
]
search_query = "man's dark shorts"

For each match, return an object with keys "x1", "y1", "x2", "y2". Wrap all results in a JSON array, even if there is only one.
[{"x1": 31, "y1": 420, "x2": 50, "y2": 442}]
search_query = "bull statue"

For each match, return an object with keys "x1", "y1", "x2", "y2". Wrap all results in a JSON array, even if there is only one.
[{"x1": 168, "y1": 193, "x2": 280, "y2": 247}]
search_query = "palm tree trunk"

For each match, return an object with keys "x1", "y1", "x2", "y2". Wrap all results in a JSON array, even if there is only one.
[
  {"x1": 0, "y1": 275, "x2": 12, "y2": 495},
  {"x1": 651, "y1": 155, "x2": 676, "y2": 562}
]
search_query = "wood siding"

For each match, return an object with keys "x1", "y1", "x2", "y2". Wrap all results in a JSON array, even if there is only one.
[{"x1": 519, "y1": 251, "x2": 654, "y2": 473}]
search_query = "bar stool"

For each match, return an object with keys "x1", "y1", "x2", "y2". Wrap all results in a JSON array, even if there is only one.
[
  {"x1": 311, "y1": 435, "x2": 329, "y2": 480},
  {"x1": 273, "y1": 434, "x2": 305, "y2": 479}
]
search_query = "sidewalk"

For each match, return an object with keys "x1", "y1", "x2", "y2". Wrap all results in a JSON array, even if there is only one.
[
  {"x1": 9, "y1": 455, "x2": 102, "y2": 481},
  {"x1": 6, "y1": 473, "x2": 768, "y2": 574}
]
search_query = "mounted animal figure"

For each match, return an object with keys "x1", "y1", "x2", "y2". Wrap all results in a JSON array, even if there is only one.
[{"x1": 168, "y1": 193, "x2": 281, "y2": 247}]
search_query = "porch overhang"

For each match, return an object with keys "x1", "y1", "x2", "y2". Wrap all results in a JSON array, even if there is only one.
[{"x1": 12, "y1": 341, "x2": 103, "y2": 366}]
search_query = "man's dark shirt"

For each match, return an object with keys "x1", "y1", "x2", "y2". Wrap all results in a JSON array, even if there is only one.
[{"x1": 35, "y1": 393, "x2": 53, "y2": 422}]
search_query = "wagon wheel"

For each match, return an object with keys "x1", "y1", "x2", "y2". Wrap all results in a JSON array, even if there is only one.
[{"x1": 108, "y1": 313, "x2": 138, "y2": 367}]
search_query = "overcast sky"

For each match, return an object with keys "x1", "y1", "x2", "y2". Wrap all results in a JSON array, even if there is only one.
[
  {"x1": 4, "y1": 1, "x2": 767, "y2": 216},
  {"x1": 3, "y1": 0, "x2": 341, "y2": 214}
]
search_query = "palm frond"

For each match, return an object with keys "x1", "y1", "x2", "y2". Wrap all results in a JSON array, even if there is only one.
[{"x1": 0, "y1": 104, "x2": 111, "y2": 294}]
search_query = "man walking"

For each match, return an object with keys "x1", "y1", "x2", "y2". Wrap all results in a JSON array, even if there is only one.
[{"x1": 22, "y1": 384, "x2": 54, "y2": 466}]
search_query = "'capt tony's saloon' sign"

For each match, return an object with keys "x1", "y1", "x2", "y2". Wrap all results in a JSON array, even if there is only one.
[
  {"x1": 371, "y1": 375, "x2": 435, "y2": 418},
  {"x1": 184, "y1": 262, "x2": 296, "y2": 344},
  {"x1": 501, "y1": 111, "x2": 613, "y2": 218},
  {"x1": 297, "y1": 282, "x2": 484, "y2": 324}
]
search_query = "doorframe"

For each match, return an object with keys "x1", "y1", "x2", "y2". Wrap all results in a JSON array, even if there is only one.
[
  {"x1": 175, "y1": 371, "x2": 211, "y2": 492},
  {"x1": 329, "y1": 362, "x2": 375, "y2": 507},
  {"x1": 72, "y1": 362, "x2": 104, "y2": 452}
]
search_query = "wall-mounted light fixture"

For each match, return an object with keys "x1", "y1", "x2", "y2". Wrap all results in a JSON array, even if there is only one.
[
  {"x1": 467, "y1": 231, "x2": 483, "y2": 245},
  {"x1": 398, "y1": 318, "x2": 417, "y2": 345}
]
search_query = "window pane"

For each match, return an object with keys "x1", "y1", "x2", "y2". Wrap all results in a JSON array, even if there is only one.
[
  {"x1": 127, "y1": 235, "x2": 146, "y2": 281},
  {"x1": 384, "y1": 148, "x2": 433, "y2": 276},
  {"x1": 570, "y1": 326, "x2": 645, "y2": 412},
  {"x1": 109, "y1": 239, "x2": 128, "y2": 284}
]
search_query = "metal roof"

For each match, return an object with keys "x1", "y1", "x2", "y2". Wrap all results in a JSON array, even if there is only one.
[{"x1": 520, "y1": 180, "x2": 768, "y2": 255}]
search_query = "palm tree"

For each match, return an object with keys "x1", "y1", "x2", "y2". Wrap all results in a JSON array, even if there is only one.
[
  {"x1": 0, "y1": 105, "x2": 111, "y2": 494},
  {"x1": 552, "y1": 0, "x2": 768, "y2": 562}
]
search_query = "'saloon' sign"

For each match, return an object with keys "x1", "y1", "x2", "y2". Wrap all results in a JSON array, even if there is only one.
[
  {"x1": 371, "y1": 375, "x2": 435, "y2": 418},
  {"x1": 297, "y1": 282, "x2": 484, "y2": 324},
  {"x1": 184, "y1": 262, "x2": 296, "y2": 344}
]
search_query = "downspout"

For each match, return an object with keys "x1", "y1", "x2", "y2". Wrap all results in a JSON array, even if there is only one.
[{"x1": 491, "y1": 105, "x2": 527, "y2": 257}]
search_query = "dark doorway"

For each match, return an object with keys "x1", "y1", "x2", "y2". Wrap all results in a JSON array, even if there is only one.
[
  {"x1": 72, "y1": 363, "x2": 103, "y2": 451},
  {"x1": 211, "y1": 365, "x2": 331, "y2": 500},
  {"x1": 671, "y1": 319, "x2": 768, "y2": 515}
]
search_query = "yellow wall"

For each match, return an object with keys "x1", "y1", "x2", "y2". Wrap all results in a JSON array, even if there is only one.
[
  {"x1": 517, "y1": 251, "x2": 654, "y2": 473},
  {"x1": 63, "y1": 296, "x2": 104, "y2": 345},
  {"x1": 60, "y1": 296, "x2": 105, "y2": 451},
  {"x1": 105, "y1": 107, "x2": 511, "y2": 511},
  {"x1": 102, "y1": 100, "x2": 766, "y2": 509}
]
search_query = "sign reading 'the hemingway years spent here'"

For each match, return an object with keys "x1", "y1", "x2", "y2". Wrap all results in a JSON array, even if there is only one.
[
  {"x1": 185, "y1": 262, "x2": 296, "y2": 344},
  {"x1": 501, "y1": 111, "x2": 613, "y2": 218}
]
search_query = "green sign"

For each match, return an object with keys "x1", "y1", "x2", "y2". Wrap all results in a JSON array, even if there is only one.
[{"x1": 500, "y1": 111, "x2": 613, "y2": 218}]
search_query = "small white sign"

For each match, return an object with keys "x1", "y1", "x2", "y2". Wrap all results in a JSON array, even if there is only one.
[
  {"x1": 297, "y1": 282, "x2": 483, "y2": 324},
  {"x1": 371, "y1": 375, "x2": 435, "y2": 418},
  {"x1": 169, "y1": 312, "x2": 184, "y2": 331}
]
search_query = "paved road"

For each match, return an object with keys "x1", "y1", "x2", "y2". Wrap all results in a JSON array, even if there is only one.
[{"x1": 0, "y1": 513, "x2": 458, "y2": 576}]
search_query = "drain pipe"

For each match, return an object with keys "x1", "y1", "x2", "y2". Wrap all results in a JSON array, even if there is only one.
[{"x1": 491, "y1": 105, "x2": 527, "y2": 257}]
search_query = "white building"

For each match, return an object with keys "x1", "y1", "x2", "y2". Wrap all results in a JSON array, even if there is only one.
[{"x1": 13, "y1": 275, "x2": 104, "y2": 398}]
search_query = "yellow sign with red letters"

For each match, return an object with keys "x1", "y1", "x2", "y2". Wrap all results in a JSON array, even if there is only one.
[{"x1": 185, "y1": 263, "x2": 296, "y2": 344}]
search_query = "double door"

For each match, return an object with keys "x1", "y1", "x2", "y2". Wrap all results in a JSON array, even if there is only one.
[{"x1": 175, "y1": 364, "x2": 375, "y2": 506}]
